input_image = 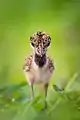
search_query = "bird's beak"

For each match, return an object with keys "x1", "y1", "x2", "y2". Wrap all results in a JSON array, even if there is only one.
[{"x1": 38, "y1": 47, "x2": 44, "y2": 57}]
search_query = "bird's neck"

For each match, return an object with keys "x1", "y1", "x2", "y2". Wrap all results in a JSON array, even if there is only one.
[{"x1": 34, "y1": 53, "x2": 47, "y2": 68}]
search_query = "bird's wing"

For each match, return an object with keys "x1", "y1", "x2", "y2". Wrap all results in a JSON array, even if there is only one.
[
  {"x1": 47, "y1": 57, "x2": 55, "y2": 73},
  {"x1": 23, "y1": 55, "x2": 33, "y2": 72}
]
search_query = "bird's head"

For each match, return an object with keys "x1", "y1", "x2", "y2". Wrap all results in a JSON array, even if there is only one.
[{"x1": 30, "y1": 31, "x2": 51, "y2": 57}]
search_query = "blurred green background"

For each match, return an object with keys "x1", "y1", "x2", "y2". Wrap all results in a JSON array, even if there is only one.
[
  {"x1": 0, "y1": 0, "x2": 80, "y2": 120},
  {"x1": 0, "y1": 0, "x2": 80, "y2": 85}
]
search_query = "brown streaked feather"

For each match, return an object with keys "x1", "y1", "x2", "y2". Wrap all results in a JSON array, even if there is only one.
[
  {"x1": 23, "y1": 54, "x2": 54, "y2": 74},
  {"x1": 47, "y1": 57, "x2": 55, "y2": 73},
  {"x1": 23, "y1": 55, "x2": 33, "y2": 72}
]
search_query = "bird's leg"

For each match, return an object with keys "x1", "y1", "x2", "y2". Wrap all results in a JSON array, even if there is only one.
[
  {"x1": 42, "y1": 83, "x2": 49, "y2": 110},
  {"x1": 30, "y1": 83, "x2": 34, "y2": 100},
  {"x1": 28, "y1": 82, "x2": 34, "y2": 101}
]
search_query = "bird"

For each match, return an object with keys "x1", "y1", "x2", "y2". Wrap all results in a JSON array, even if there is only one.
[{"x1": 23, "y1": 31, "x2": 55, "y2": 109}]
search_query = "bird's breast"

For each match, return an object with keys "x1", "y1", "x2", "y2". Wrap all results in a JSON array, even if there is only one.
[{"x1": 31, "y1": 61, "x2": 51, "y2": 84}]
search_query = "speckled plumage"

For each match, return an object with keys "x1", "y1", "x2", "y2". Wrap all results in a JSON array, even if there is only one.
[
  {"x1": 23, "y1": 54, "x2": 54, "y2": 85},
  {"x1": 23, "y1": 31, "x2": 55, "y2": 109}
]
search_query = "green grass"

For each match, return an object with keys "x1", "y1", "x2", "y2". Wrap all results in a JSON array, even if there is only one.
[{"x1": 0, "y1": 73, "x2": 80, "y2": 120}]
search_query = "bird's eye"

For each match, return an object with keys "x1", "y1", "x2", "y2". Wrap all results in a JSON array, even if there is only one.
[
  {"x1": 31, "y1": 42, "x2": 35, "y2": 47},
  {"x1": 43, "y1": 39, "x2": 50, "y2": 47},
  {"x1": 44, "y1": 41, "x2": 50, "y2": 47},
  {"x1": 47, "y1": 42, "x2": 50, "y2": 47}
]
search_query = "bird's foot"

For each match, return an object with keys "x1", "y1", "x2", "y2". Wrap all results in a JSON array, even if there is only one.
[
  {"x1": 41, "y1": 101, "x2": 47, "y2": 111},
  {"x1": 29, "y1": 95, "x2": 34, "y2": 101}
]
